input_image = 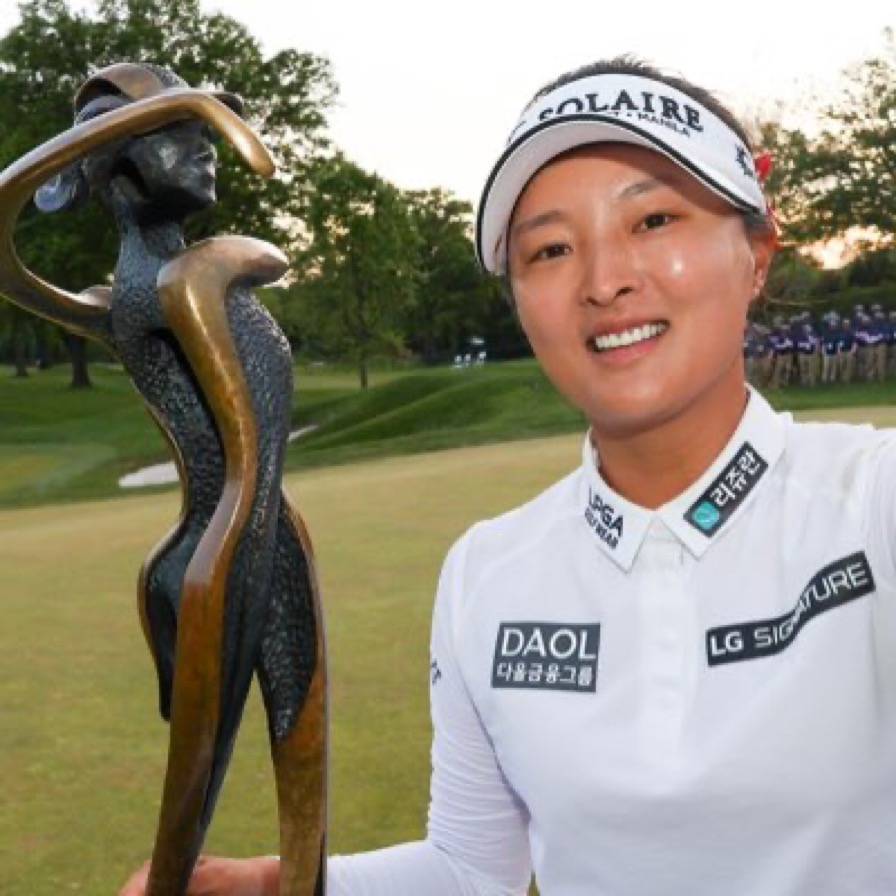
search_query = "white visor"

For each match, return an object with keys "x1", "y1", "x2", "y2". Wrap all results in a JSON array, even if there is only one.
[{"x1": 476, "y1": 73, "x2": 766, "y2": 274}]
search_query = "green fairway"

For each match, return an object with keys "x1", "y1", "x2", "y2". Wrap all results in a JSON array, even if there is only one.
[
  {"x1": 0, "y1": 360, "x2": 584, "y2": 507},
  {"x1": 0, "y1": 363, "x2": 396, "y2": 506},
  {"x1": 0, "y1": 434, "x2": 581, "y2": 894},
  {"x1": 4, "y1": 359, "x2": 896, "y2": 509},
  {"x1": 0, "y1": 365, "x2": 166, "y2": 506}
]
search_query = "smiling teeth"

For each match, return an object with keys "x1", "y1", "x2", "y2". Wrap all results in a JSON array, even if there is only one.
[{"x1": 593, "y1": 322, "x2": 668, "y2": 352}]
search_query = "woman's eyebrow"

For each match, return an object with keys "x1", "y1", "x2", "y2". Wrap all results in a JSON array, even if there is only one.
[
  {"x1": 511, "y1": 173, "x2": 686, "y2": 237},
  {"x1": 511, "y1": 209, "x2": 567, "y2": 237},
  {"x1": 619, "y1": 174, "x2": 683, "y2": 201}
]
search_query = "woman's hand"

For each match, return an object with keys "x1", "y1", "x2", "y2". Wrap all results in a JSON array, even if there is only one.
[{"x1": 118, "y1": 855, "x2": 280, "y2": 896}]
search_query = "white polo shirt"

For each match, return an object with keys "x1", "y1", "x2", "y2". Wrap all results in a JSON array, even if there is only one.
[{"x1": 329, "y1": 389, "x2": 896, "y2": 896}]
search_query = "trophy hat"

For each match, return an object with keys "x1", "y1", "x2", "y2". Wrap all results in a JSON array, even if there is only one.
[{"x1": 73, "y1": 62, "x2": 243, "y2": 122}]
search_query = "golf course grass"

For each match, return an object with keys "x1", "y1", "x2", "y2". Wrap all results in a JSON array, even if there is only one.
[
  {"x1": 5, "y1": 360, "x2": 896, "y2": 510},
  {"x1": 3, "y1": 361, "x2": 896, "y2": 892},
  {"x1": 0, "y1": 360, "x2": 582, "y2": 508}
]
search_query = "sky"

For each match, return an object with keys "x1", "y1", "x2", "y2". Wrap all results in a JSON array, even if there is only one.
[{"x1": 0, "y1": 0, "x2": 893, "y2": 206}]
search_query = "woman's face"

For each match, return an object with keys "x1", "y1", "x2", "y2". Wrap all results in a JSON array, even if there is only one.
[
  {"x1": 507, "y1": 143, "x2": 772, "y2": 440},
  {"x1": 117, "y1": 118, "x2": 218, "y2": 215}
]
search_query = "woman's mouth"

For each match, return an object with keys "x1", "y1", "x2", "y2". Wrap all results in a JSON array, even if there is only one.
[{"x1": 591, "y1": 321, "x2": 669, "y2": 353}]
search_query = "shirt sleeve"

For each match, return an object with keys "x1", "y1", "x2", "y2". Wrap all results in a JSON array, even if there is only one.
[{"x1": 326, "y1": 531, "x2": 533, "y2": 896}]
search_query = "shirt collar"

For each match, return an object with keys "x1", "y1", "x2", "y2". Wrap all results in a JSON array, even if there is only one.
[{"x1": 578, "y1": 387, "x2": 786, "y2": 571}]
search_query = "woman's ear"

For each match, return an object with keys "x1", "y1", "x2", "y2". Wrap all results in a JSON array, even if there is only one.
[
  {"x1": 501, "y1": 273, "x2": 517, "y2": 309},
  {"x1": 750, "y1": 228, "x2": 777, "y2": 300},
  {"x1": 34, "y1": 163, "x2": 89, "y2": 214}
]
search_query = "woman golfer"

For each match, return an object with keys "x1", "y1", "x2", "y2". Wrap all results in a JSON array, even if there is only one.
[{"x1": 122, "y1": 56, "x2": 896, "y2": 896}]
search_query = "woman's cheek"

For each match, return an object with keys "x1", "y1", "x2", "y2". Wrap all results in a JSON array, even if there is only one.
[
  {"x1": 648, "y1": 243, "x2": 694, "y2": 290},
  {"x1": 666, "y1": 250, "x2": 686, "y2": 281},
  {"x1": 652, "y1": 230, "x2": 749, "y2": 301}
]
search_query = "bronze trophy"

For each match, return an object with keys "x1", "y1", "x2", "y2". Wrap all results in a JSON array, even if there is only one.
[{"x1": 0, "y1": 63, "x2": 326, "y2": 895}]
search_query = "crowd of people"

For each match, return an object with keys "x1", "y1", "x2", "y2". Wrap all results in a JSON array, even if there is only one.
[{"x1": 745, "y1": 303, "x2": 896, "y2": 388}]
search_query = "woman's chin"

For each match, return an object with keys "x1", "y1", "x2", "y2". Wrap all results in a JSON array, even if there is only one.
[{"x1": 583, "y1": 381, "x2": 683, "y2": 440}]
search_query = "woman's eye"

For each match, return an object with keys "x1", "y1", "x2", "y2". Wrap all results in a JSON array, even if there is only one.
[
  {"x1": 640, "y1": 212, "x2": 674, "y2": 231},
  {"x1": 532, "y1": 243, "x2": 570, "y2": 262}
]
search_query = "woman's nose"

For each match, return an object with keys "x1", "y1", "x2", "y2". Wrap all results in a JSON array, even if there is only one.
[{"x1": 579, "y1": 236, "x2": 640, "y2": 307}]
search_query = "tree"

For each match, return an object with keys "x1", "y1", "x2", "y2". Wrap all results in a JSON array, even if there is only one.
[
  {"x1": 403, "y1": 188, "x2": 500, "y2": 363},
  {"x1": 291, "y1": 154, "x2": 420, "y2": 389},
  {"x1": 844, "y1": 247, "x2": 896, "y2": 287},
  {"x1": 763, "y1": 29, "x2": 896, "y2": 247},
  {"x1": 0, "y1": 302, "x2": 35, "y2": 377},
  {"x1": 0, "y1": 0, "x2": 336, "y2": 384},
  {"x1": 764, "y1": 245, "x2": 822, "y2": 306}
]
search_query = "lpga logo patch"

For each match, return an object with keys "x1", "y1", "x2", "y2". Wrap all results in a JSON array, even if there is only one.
[
  {"x1": 492, "y1": 622, "x2": 600, "y2": 693},
  {"x1": 584, "y1": 487, "x2": 624, "y2": 550},
  {"x1": 684, "y1": 442, "x2": 767, "y2": 536}
]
